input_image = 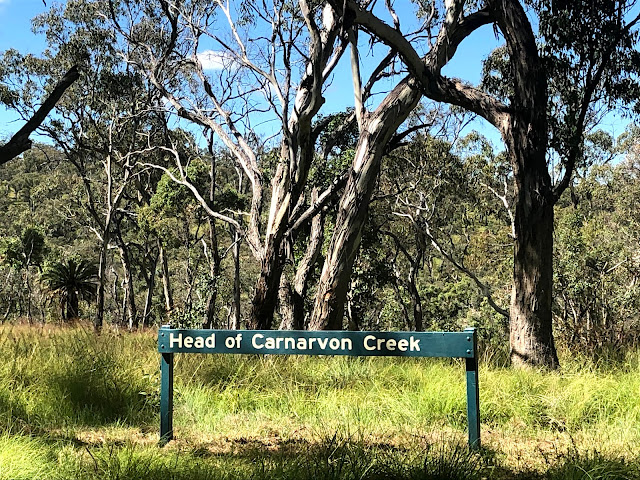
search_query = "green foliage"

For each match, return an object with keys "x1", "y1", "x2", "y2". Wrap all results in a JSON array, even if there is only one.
[
  {"x1": 554, "y1": 138, "x2": 640, "y2": 354},
  {"x1": 41, "y1": 259, "x2": 98, "y2": 320},
  {"x1": 1, "y1": 227, "x2": 47, "y2": 270},
  {"x1": 364, "y1": 131, "x2": 511, "y2": 340},
  {"x1": 483, "y1": 0, "x2": 640, "y2": 173}
]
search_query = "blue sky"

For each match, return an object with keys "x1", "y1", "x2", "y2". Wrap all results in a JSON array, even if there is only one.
[
  {"x1": 6, "y1": 0, "x2": 630, "y2": 154},
  {"x1": 0, "y1": 0, "x2": 50, "y2": 139},
  {"x1": 0, "y1": 0, "x2": 508, "y2": 146}
]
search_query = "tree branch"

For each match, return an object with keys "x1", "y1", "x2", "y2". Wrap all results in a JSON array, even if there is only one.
[
  {"x1": 0, "y1": 65, "x2": 80, "y2": 164},
  {"x1": 337, "y1": 0, "x2": 509, "y2": 132}
]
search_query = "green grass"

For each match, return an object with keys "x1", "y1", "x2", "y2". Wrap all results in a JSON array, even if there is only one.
[{"x1": 0, "y1": 324, "x2": 639, "y2": 479}]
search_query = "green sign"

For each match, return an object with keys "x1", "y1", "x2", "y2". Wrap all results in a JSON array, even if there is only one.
[
  {"x1": 159, "y1": 329, "x2": 476, "y2": 358},
  {"x1": 158, "y1": 327, "x2": 480, "y2": 449}
]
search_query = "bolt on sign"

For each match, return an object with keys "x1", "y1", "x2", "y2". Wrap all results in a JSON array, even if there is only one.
[{"x1": 158, "y1": 327, "x2": 481, "y2": 449}]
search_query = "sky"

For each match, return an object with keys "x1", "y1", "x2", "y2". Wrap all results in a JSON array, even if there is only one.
[
  {"x1": 1, "y1": 0, "x2": 629, "y2": 152},
  {"x1": 0, "y1": 0, "x2": 50, "y2": 139},
  {"x1": 0, "y1": 0, "x2": 508, "y2": 145}
]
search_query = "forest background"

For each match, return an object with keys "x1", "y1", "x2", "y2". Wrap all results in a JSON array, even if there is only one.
[{"x1": 1, "y1": 0, "x2": 640, "y2": 368}]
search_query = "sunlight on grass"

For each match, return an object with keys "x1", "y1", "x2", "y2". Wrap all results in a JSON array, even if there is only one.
[
  {"x1": 0, "y1": 324, "x2": 639, "y2": 479},
  {"x1": 0, "y1": 435, "x2": 54, "y2": 480}
]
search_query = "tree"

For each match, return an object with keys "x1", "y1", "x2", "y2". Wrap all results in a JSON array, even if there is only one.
[
  {"x1": 309, "y1": 1, "x2": 496, "y2": 330},
  {"x1": 41, "y1": 259, "x2": 98, "y2": 320},
  {"x1": 4, "y1": 3, "x2": 179, "y2": 329},
  {"x1": 1, "y1": 227, "x2": 48, "y2": 320},
  {"x1": 554, "y1": 129, "x2": 640, "y2": 354},
  {"x1": 316, "y1": 0, "x2": 640, "y2": 367},
  {"x1": 103, "y1": 0, "x2": 365, "y2": 329},
  {"x1": 0, "y1": 65, "x2": 79, "y2": 164}
]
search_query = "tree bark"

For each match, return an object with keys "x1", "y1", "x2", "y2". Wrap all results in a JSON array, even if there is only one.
[
  {"x1": 292, "y1": 191, "x2": 325, "y2": 329},
  {"x1": 310, "y1": 77, "x2": 421, "y2": 330},
  {"x1": 278, "y1": 273, "x2": 296, "y2": 330},
  {"x1": 249, "y1": 237, "x2": 284, "y2": 330},
  {"x1": 117, "y1": 239, "x2": 138, "y2": 330},
  {"x1": 142, "y1": 269, "x2": 156, "y2": 327},
  {"x1": 510, "y1": 196, "x2": 559, "y2": 367},
  {"x1": 203, "y1": 155, "x2": 221, "y2": 329},
  {"x1": 229, "y1": 226, "x2": 241, "y2": 330},
  {"x1": 246, "y1": 5, "x2": 343, "y2": 329},
  {"x1": 142, "y1": 250, "x2": 158, "y2": 327},
  {"x1": 496, "y1": 0, "x2": 560, "y2": 368},
  {"x1": 158, "y1": 241, "x2": 174, "y2": 315},
  {"x1": 95, "y1": 234, "x2": 109, "y2": 330},
  {"x1": 203, "y1": 225, "x2": 221, "y2": 329},
  {"x1": 407, "y1": 260, "x2": 424, "y2": 332}
]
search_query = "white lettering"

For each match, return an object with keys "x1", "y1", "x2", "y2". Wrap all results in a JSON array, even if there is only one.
[
  {"x1": 341, "y1": 338, "x2": 353, "y2": 350},
  {"x1": 252, "y1": 334, "x2": 264, "y2": 349},
  {"x1": 410, "y1": 336, "x2": 420, "y2": 351},
  {"x1": 235, "y1": 333, "x2": 243, "y2": 348},
  {"x1": 276, "y1": 337, "x2": 284, "y2": 349},
  {"x1": 317, "y1": 338, "x2": 329, "y2": 349},
  {"x1": 183, "y1": 336, "x2": 193, "y2": 348},
  {"x1": 194, "y1": 337, "x2": 204, "y2": 349},
  {"x1": 397, "y1": 339, "x2": 408, "y2": 351},
  {"x1": 329, "y1": 338, "x2": 340, "y2": 350},
  {"x1": 205, "y1": 334, "x2": 215, "y2": 348},
  {"x1": 364, "y1": 335, "x2": 376, "y2": 350},
  {"x1": 285, "y1": 338, "x2": 295, "y2": 349},
  {"x1": 309, "y1": 338, "x2": 316, "y2": 349},
  {"x1": 297, "y1": 338, "x2": 307, "y2": 350},
  {"x1": 386, "y1": 339, "x2": 396, "y2": 351},
  {"x1": 265, "y1": 337, "x2": 276, "y2": 349},
  {"x1": 169, "y1": 333, "x2": 182, "y2": 348}
]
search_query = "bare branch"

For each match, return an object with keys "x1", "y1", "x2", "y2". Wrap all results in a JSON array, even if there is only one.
[
  {"x1": 0, "y1": 65, "x2": 80, "y2": 164},
  {"x1": 141, "y1": 150, "x2": 243, "y2": 232},
  {"x1": 287, "y1": 170, "x2": 349, "y2": 235}
]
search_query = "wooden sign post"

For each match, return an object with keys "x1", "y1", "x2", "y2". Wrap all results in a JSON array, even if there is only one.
[{"x1": 158, "y1": 327, "x2": 480, "y2": 448}]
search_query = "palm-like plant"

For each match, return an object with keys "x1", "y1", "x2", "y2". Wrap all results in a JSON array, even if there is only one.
[{"x1": 41, "y1": 259, "x2": 98, "y2": 320}]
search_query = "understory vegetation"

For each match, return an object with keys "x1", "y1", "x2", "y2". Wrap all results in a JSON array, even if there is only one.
[{"x1": 0, "y1": 325, "x2": 638, "y2": 480}]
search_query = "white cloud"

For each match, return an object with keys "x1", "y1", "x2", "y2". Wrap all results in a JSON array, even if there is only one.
[{"x1": 196, "y1": 50, "x2": 235, "y2": 71}]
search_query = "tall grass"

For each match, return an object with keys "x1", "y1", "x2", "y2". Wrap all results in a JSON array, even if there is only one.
[
  {"x1": 0, "y1": 324, "x2": 639, "y2": 479},
  {"x1": 0, "y1": 325, "x2": 157, "y2": 432}
]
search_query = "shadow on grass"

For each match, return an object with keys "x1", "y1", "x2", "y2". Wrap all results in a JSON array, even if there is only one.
[
  {"x1": 47, "y1": 363, "x2": 157, "y2": 427},
  {"x1": 57, "y1": 438, "x2": 640, "y2": 480},
  {"x1": 57, "y1": 435, "x2": 485, "y2": 480},
  {"x1": 545, "y1": 450, "x2": 640, "y2": 480},
  {"x1": 3, "y1": 430, "x2": 639, "y2": 480},
  {"x1": 0, "y1": 388, "x2": 31, "y2": 433}
]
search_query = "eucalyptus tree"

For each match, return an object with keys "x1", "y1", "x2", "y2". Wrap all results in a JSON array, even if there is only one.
[
  {"x1": 314, "y1": 0, "x2": 640, "y2": 367},
  {"x1": 2, "y1": 2, "x2": 174, "y2": 329},
  {"x1": 0, "y1": 227, "x2": 47, "y2": 320},
  {"x1": 308, "y1": 0, "x2": 493, "y2": 330},
  {"x1": 101, "y1": 0, "x2": 356, "y2": 329}
]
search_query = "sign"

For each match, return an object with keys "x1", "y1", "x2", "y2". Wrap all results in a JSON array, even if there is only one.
[
  {"x1": 158, "y1": 327, "x2": 480, "y2": 449},
  {"x1": 158, "y1": 329, "x2": 476, "y2": 358}
]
